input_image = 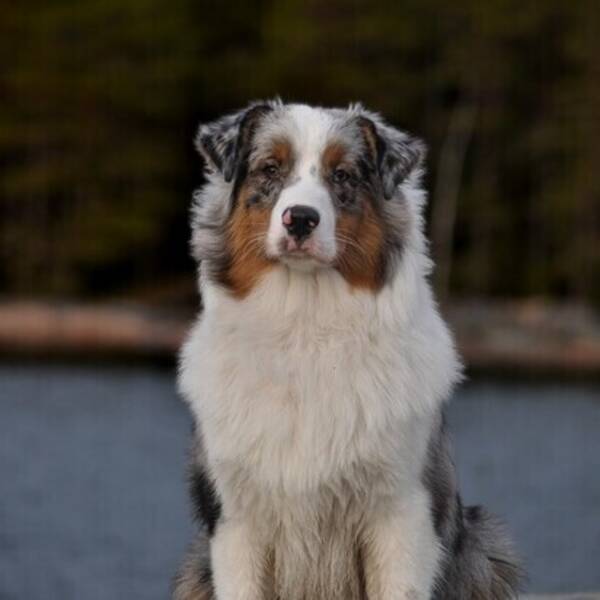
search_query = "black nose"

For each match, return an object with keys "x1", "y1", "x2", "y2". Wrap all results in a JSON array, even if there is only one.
[{"x1": 282, "y1": 205, "x2": 320, "y2": 241}]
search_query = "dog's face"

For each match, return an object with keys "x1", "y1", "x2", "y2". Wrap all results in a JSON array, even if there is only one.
[{"x1": 193, "y1": 101, "x2": 425, "y2": 297}]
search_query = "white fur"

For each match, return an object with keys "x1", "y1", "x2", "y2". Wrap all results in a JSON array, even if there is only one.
[
  {"x1": 211, "y1": 519, "x2": 266, "y2": 600},
  {"x1": 363, "y1": 488, "x2": 442, "y2": 599},
  {"x1": 265, "y1": 106, "x2": 338, "y2": 266},
  {"x1": 179, "y1": 105, "x2": 462, "y2": 600}
]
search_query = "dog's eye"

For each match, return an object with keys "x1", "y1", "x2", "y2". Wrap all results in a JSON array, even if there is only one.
[
  {"x1": 332, "y1": 168, "x2": 350, "y2": 184},
  {"x1": 263, "y1": 164, "x2": 280, "y2": 178}
]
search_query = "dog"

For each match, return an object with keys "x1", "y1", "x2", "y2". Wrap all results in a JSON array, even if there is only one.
[{"x1": 173, "y1": 100, "x2": 522, "y2": 600}]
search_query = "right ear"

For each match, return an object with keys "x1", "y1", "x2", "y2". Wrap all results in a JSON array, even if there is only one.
[
  {"x1": 195, "y1": 102, "x2": 275, "y2": 183},
  {"x1": 355, "y1": 113, "x2": 426, "y2": 200}
]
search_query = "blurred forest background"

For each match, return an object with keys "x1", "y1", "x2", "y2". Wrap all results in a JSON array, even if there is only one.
[
  {"x1": 2, "y1": 6, "x2": 600, "y2": 597},
  {"x1": 1, "y1": 0, "x2": 599, "y2": 307}
]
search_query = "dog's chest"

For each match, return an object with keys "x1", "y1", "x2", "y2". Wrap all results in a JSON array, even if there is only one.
[
  {"x1": 211, "y1": 326, "x2": 395, "y2": 484},
  {"x1": 182, "y1": 284, "x2": 411, "y2": 492}
]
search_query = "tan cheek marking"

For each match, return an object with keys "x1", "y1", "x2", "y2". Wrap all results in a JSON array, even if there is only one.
[
  {"x1": 222, "y1": 184, "x2": 274, "y2": 298},
  {"x1": 335, "y1": 198, "x2": 386, "y2": 291}
]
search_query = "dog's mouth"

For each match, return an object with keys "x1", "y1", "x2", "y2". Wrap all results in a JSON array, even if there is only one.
[
  {"x1": 282, "y1": 237, "x2": 309, "y2": 254},
  {"x1": 276, "y1": 237, "x2": 333, "y2": 267}
]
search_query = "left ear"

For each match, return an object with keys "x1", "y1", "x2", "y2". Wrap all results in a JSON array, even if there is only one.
[
  {"x1": 357, "y1": 115, "x2": 426, "y2": 200},
  {"x1": 195, "y1": 102, "x2": 274, "y2": 183}
]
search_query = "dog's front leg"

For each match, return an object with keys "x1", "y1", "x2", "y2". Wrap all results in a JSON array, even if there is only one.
[
  {"x1": 363, "y1": 489, "x2": 442, "y2": 600},
  {"x1": 211, "y1": 518, "x2": 267, "y2": 600}
]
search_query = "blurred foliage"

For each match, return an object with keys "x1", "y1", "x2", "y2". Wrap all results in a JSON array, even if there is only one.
[{"x1": 0, "y1": 0, "x2": 599, "y2": 303}]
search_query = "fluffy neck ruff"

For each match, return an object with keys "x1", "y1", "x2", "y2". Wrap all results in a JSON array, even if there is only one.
[{"x1": 196, "y1": 251, "x2": 461, "y2": 422}]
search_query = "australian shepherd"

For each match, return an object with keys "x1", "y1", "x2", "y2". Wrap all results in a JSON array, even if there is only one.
[{"x1": 174, "y1": 100, "x2": 521, "y2": 600}]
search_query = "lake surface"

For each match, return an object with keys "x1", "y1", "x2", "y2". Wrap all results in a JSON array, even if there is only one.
[{"x1": 0, "y1": 364, "x2": 598, "y2": 599}]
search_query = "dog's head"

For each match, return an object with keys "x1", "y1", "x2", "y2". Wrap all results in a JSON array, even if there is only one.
[{"x1": 192, "y1": 100, "x2": 425, "y2": 297}]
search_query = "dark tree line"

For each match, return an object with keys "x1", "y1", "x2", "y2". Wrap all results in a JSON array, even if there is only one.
[{"x1": 1, "y1": 0, "x2": 598, "y2": 305}]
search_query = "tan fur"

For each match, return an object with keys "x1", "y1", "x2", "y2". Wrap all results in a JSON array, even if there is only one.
[
  {"x1": 335, "y1": 200, "x2": 386, "y2": 291},
  {"x1": 269, "y1": 138, "x2": 294, "y2": 168},
  {"x1": 321, "y1": 140, "x2": 348, "y2": 170},
  {"x1": 320, "y1": 140, "x2": 386, "y2": 290},
  {"x1": 222, "y1": 189, "x2": 274, "y2": 299},
  {"x1": 219, "y1": 138, "x2": 296, "y2": 299}
]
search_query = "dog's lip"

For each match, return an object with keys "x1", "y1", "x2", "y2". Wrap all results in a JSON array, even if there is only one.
[
  {"x1": 268, "y1": 236, "x2": 334, "y2": 266},
  {"x1": 284, "y1": 248, "x2": 312, "y2": 258},
  {"x1": 278, "y1": 247, "x2": 332, "y2": 266},
  {"x1": 279, "y1": 239, "x2": 317, "y2": 258}
]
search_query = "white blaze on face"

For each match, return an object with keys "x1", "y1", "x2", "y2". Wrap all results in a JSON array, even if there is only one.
[{"x1": 265, "y1": 106, "x2": 338, "y2": 268}]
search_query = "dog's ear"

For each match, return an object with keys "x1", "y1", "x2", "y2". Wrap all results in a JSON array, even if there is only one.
[
  {"x1": 356, "y1": 115, "x2": 426, "y2": 200},
  {"x1": 195, "y1": 103, "x2": 274, "y2": 182}
]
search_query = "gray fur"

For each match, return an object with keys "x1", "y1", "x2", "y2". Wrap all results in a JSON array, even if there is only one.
[
  {"x1": 329, "y1": 104, "x2": 426, "y2": 199},
  {"x1": 195, "y1": 100, "x2": 282, "y2": 183},
  {"x1": 174, "y1": 416, "x2": 522, "y2": 600},
  {"x1": 173, "y1": 532, "x2": 213, "y2": 600},
  {"x1": 190, "y1": 100, "x2": 421, "y2": 289},
  {"x1": 424, "y1": 414, "x2": 523, "y2": 599},
  {"x1": 175, "y1": 101, "x2": 523, "y2": 600}
]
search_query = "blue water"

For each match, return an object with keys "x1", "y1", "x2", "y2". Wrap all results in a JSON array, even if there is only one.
[{"x1": 0, "y1": 364, "x2": 598, "y2": 599}]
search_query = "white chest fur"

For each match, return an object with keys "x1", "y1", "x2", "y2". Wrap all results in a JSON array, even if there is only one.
[{"x1": 179, "y1": 265, "x2": 460, "y2": 503}]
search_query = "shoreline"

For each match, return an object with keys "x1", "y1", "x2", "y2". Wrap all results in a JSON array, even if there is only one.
[{"x1": 1, "y1": 299, "x2": 599, "y2": 375}]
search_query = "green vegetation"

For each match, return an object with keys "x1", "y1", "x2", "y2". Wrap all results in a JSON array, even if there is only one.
[{"x1": 1, "y1": 1, "x2": 598, "y2": 304}]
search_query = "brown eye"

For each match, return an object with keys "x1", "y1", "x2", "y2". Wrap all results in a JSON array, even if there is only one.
[
  {"x1": 332, "y1": 168, "x2": 349, "y2": 184},
  {"x1": 263, "y1": 164, "x2": 280, "y2": 178}
]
